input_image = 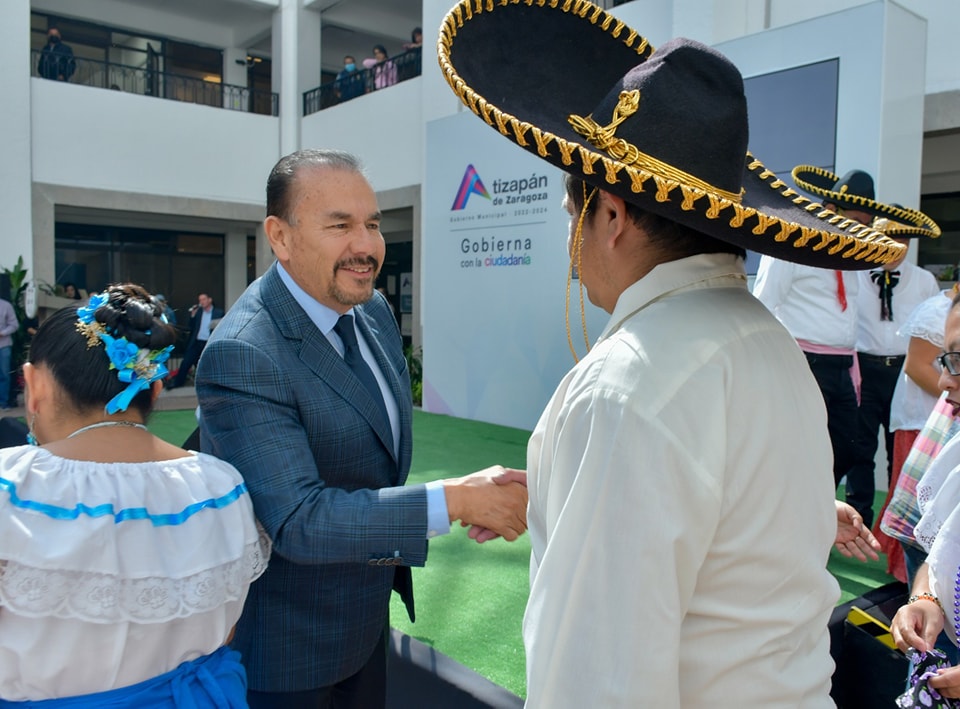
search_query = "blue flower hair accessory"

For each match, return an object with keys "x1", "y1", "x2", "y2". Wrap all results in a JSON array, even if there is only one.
[{"x1": 75, "y1": 292, "x2": 174, "y2": 414}]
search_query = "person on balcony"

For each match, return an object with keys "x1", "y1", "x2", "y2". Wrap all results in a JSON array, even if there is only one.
[
  {"x1": 37, "y1": 28, "x2": 75, "y2": 82},
  {"x1": 363, "y1": 45, "x2": 397, "y2": 90},
  {"x1": 334, "y1": 55, "x2": 365, "y2": 103}
]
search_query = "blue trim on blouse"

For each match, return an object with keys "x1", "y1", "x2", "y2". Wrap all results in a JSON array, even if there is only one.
[{"x1": 0, "y1": 478, "x2": 248, "y2": 527}]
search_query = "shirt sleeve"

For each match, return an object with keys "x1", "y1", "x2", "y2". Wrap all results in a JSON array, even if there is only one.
[
  {"x1": 424, "y1": 480, "x2": 451, "y2": 538},
  {"x1": 751, "y1": 256, "x2": 792, "y2": 313},
  {"x1": 900, "y1": 295, "x2": 948, "y2": 347}
]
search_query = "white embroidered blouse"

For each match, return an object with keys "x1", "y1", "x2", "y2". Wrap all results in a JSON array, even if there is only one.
[{"x1": 0, "y1": 446, "x2": 270, "y2": 700}]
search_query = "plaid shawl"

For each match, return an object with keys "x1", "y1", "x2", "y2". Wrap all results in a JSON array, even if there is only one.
[{"x1": 881, "y1": 394, "x2": 960, "y2": 548}]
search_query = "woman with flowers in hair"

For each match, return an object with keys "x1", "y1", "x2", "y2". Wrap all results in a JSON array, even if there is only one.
[{"x1": 0, "y1": 284, "x2": 269, "y2": 707}]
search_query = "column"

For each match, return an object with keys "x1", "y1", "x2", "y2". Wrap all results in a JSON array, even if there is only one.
[{"x1": 0, "y1": 0, "x2": 34, "y2": 281}]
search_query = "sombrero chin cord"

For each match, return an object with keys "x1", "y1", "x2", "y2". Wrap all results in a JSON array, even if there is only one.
[{"x1": 566, "y1": 184, "x2": 597, "y2": 363}]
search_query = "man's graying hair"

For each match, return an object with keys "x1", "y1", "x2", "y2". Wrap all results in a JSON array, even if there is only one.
[{"x1": 267, "y1": 149, "x2": 365, "y2": 224}]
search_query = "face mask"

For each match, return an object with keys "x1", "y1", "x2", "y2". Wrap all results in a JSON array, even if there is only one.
[
  {"x1": 48, "y1": 35, "x2": 60, "y2": 44},
  {"x1": 345, "y1": 63, "x2": 356, "y2": 72}
]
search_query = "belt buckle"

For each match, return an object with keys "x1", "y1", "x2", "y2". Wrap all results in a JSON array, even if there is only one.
[{"x1": 884, "y1": 356, "x2": 899, "y2": 367}]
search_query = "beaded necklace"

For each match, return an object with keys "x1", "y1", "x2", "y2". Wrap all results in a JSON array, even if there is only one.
[{"x1": 66, "y1": 420, "x2": 148, "y2": 439}]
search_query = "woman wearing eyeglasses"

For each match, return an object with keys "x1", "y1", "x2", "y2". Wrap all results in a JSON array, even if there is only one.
[
  {"x1": 873, "y1": 288, "x2": 960, "y2": 583},
  {"x1": 891, "y1": 290, "x2": 960, "y2": 701}
]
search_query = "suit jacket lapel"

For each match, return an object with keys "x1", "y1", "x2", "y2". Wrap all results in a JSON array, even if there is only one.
[{"x1": 262, "y1": 266, "x2": 399, "y2": 464}]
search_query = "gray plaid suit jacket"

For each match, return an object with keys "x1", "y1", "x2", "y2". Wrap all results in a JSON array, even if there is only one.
[{"x1": 196, "y1": 263, "x2": 426, "y2": 692}]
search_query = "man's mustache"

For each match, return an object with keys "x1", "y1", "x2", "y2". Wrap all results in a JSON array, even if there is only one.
[{"x1": 334, "y1": 256, "x2": 379, "y2": 272}]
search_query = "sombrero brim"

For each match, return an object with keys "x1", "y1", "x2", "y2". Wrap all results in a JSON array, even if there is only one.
[
  {"x1": 437, "y1": 0, "x2": 906, "y2": 269},
  {"x1": 792, "y1": 165, "x2": 940, "y2": 238}
]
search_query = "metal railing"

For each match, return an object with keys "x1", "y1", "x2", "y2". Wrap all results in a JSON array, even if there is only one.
[
  {"x1": 303, "y1": 48, "x2": 422, "y2": 116},
  {"x1": 31, "y1": 49, "x2": 278, "y2": 116}
]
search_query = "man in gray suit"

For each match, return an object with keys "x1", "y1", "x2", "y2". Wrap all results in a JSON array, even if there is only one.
[{"x1": 196, "y1": 149, "x2": 527, "y2": 709}]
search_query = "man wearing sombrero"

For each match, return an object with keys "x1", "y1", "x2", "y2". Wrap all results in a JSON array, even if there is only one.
[
  {"x1": 438, "y1": 1, "x2": 914, "y2": 705},
  {"x1": 755, "y1": 168, "x2": 939, "y2": 529}
]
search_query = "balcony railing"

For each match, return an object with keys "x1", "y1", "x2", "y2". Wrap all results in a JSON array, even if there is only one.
[
  {"x1": 31, "y1": 49, "x2": 278, "y2": 116},
  {"x1": 303, "y1": 48, "x2": 422, "y2": 116}
]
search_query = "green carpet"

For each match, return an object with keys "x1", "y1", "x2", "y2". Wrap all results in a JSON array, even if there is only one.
[{"x1": 147, "y1": 409, "x2": 897, "y2": 699}]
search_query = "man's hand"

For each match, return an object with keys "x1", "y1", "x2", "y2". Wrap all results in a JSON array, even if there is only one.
[
  {"x1": 444, "y1": 466, "x2": 527, "y2": 542},
  {"x1": 462, "y1": 468, "x2": 527, "y2": 543},
  {"x1": 834, "y1": 500, "x2": 880, "y2": 562}
]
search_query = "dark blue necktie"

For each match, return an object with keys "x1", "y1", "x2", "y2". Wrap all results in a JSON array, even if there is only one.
[{"x1": 334, "y1": 314, "x2": 390, "y2": 430}]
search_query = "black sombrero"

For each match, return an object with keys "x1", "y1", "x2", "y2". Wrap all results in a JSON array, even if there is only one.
[
  {"x1": 437, "y1": 0, "x2": 906, "y2": 269},
  {"x1": 792, "y1": 166, "x2": 940, "y2": 238}
]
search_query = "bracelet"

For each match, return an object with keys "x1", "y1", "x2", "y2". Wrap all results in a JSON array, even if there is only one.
[{"x1": 908, "y1": 592, "x2": 944, "y2": 614}]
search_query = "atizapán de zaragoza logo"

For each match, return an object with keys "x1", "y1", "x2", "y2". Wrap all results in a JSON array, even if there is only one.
[{"x1": 451, "y1": 164, "x2": 491, "y2": 210}]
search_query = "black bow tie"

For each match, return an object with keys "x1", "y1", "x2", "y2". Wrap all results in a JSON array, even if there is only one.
[{"x1": 870, "y1": 270, "x2": 900, "y2": 321}]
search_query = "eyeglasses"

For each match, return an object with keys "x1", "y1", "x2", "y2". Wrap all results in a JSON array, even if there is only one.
[{"x1": 938, "y1": 352, "x2": 960, "y2": 376}]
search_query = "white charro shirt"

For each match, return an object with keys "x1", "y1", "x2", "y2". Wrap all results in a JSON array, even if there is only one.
[
  {"x1": 524, "y1": 253, "x2": 839, "y2": 708},
  {"x1": 753, "y1": 256, "x2": 859, "y2": 348},
  {"x1": 855, "y1": 260, "x2": 939, "y2": 356}
]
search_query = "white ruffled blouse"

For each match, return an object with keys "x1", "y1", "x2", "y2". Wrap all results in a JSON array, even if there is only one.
[{"x1": 0, "y1": 446, "x2": 270, "y2": 700}]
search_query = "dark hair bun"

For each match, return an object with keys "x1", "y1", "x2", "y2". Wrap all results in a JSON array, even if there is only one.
[{"x1": 94, "y1": 284, "x2": 178, "y2": 350}]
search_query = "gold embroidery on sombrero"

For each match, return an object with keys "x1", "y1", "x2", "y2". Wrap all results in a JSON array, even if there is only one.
[
  {"x1": 747, "y1": 155, "x2": 908, "y2": 262},
  {"x1": 568, "y1": 90, "x2": 640, "y2": 153},
  {"x1": 572, "y1": 0, "x2": 591, "y2": 18},
  {"x1": 680, "y1": 185, "x2": 701, "y2": 211},
  {"x1": 628, "y1": 171, "x2": 647, "y2": 194},
  {"x1": 578, "y1": 146, "x2": 600, "y2": 174},
  {"x1": 655, "y1": 179, "x2": 677, "y2": 202},
  {"x1": 813, "y1": 231, "x2": 837, "y2": 251},
  {"x1": 557, "y1": 140, "x2": 576, "y2": 166},
  {"x1": 603, "y1": 158, "x2": 624, "y2": 184},
  {"x1": 794, "y1": 226, "x2": 819, "y2": 248},
  {"x1": 705, "y1": 194, "x2": 724, "y2": 219},
  {"x1": 752, "y1": 213, "x2": 778, "y2": 235},
  {"x1": 494, "y1": 110, "x2": 510, "y2": 136},
  {"x1": 729, "y1": 206, "x2": 751, "y2": 228},
  {"x1": 511, "y1": 120, "x2": 532, "y2": 146},
  {"x1": 774, "y1": 222, "x2": 800, "y2": 243},
  {"x1": 791, "y1": 164, "x2": 941, "y2": 237},
  {"x1": 533, "y1": 130, "x2": 553, "y2": 157},
  {"x1": 569, "y1": 91, "x2": 743, "y2": 203},
  {"x1": 437, "y1": 0, "x2": 909, "y2": 266},
  {"x1": 828, "y1": 235, "x2": 851, "y2": 255}
]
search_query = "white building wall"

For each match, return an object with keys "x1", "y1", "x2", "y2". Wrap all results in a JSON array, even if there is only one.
[
  {"x1": 31, "y1": 79, "x2": 278, "y2": 203},
  {"x1": 301, "y1": 78, "x2": 423, "y2": 193},
  {"x1": 1, "y1": 0, "x2": 34, "y2": 277}
]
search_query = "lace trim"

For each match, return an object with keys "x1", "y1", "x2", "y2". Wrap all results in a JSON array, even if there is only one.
[{"x1": 0, "y1": 529, "x2": 270, "y2": 624}]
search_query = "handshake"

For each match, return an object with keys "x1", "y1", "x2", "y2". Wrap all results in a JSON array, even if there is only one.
[{"x1": 443, "y1": 466, "x2": 528, "y2": 543}]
